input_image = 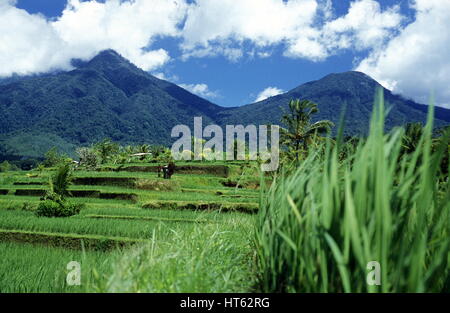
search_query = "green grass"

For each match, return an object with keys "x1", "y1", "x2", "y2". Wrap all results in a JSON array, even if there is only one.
[
  {"x1": 90, "y1": 220, "x2": 256, "y2": 292},
  {"x1": 84, "y1": 214, "x2": 214, "y2": 224},
  {"x1": 0, "y1": 209, "x2": 256, "y2": 292},
  {"x1": 256, "y1": 93, "x2": 450, "y2": 292},
  {"x1": 0, "y1": 210, "x2": 193, "y2": 240},
  {"x1": 80, "y1": 206, "x2": 252, "y2": 223},
  {"x1": 0, "y1": 196, "x2": 136, "y2": 211},
  {"x1": 0, "y1": 229, "x2": 146, "y2": 250},
  {"x1": 0, "y1": 152, "x2": 260, "y2": 293},
  {"x1": 142, "y1": 200, "x2": 258, "y2": 213},
  {"x1": 0, "y1": 242, "x2": 119, "y2": 293},
  {"x1": 0, "y1": 171, "x2": 258, "y2": 205},
  {"x1": 1, "y1": 93, "x2": 448, "y2": 293}
]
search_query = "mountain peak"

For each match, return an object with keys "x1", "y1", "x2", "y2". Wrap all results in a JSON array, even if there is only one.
[
  {"x1": 290, "y1": 70, "x2": 382, "y2": 97},
  {"x1": 94, "y1": 49, "x2": 124, "y2": 61},
  {"x1": 98, "y1": 49, "x2": 121, "y2": 56},
  {"x1": 319, "y1": 71, "x2": 380, "y2": 85},
  {"x1": 83, "y1": 49, "x2": 137, "y2": 72}
]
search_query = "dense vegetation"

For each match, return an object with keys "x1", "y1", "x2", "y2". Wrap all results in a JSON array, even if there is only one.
[
  {"x1": 0, "y1": 50, "x2": 220, "y2": 158},
  {"x1": 0, "y1": 144, "x2": 259, "y2": 292},
  {"x1": 1, "y1": 50, "x2": 449, "y2": 161},
  {"x1": 256, "y1": 92, "x2": 449, "y2": 292},
  {"x1": 0, "y1": 63, "x2": 448, "y2": 293},
  {"x1": 217, "y1": 71, "x2": 450, "y2": 135}
]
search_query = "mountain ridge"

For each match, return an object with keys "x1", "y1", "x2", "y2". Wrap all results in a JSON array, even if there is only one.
[
  {"x1": 217, "y1": 71, "x2": 450, "y2": 134},
  {"x1": 0, "y1": 50, "x2": 449, "y2": 159}
]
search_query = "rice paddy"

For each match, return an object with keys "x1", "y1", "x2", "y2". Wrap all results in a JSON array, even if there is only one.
[
  {"x1": 0, "y1": 162, "x2": 257, "y2": 293},
  {"x1": 0, "y1": 96, "x2": 448, "y2": 293}
]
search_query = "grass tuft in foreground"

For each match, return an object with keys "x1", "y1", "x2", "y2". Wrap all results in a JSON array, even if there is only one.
[{"x1": 256, "y1": 91, "x2": 450, "y2": 292}]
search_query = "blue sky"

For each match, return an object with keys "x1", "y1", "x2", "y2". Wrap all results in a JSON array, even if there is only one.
[{"x1": 3, "y1": 0, "x2": 449, "y2": 108}]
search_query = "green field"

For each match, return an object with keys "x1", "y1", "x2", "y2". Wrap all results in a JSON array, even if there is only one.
[
  {"x1": 0, "y1": 97, "x2": 448, "y2": 293},
  {"x1": 0, "y1": 162, "x2": 258, "y2": 293}
]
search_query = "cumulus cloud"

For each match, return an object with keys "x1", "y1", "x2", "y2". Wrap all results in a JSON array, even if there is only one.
[
  {"x1": 1, "y1": 0, "x2": 448, "y2": 108},
  {"x1": 356, "y1": 0, "x2": 450, "y2": 108},
  {"x1": 181, "y1": 0, "x2": 402, "y2": 62},
  {"x1": 1, "y1": 0, "x2": 404, "y2": 75},
  {"x1": 255, "y1": 87, "x2": 284, "y2": 102},
  {"x1": 0, "y1": 0, "x2": 187, "y2": 77},
  {"x1": 321, "y1": 0, "x2": 402, "y2": 51},
  {"x1": 181, "y1": 0, "x2": 319, "y2": 61},
  {"x1": 283, "y1": 0, "x2": 403, "y2": 60},
  {"x1": 179, "y1": 83, "x2": 219, "y2": 99},
  {"x1": 0, "y1": 0, "x2": 69, "y2": 76}
]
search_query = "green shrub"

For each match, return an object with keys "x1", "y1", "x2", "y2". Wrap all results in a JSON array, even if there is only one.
[
  {"x1": 36, "y1": 200, "x2": 83, "y2": 218},
  {"x1": 135, "y1": 179, "x2": 180, "y2": 191},
  {"x1": 43, "y1": 147, "x2": 65, "y2": 167},
  {"x1": 0, "y1": 161, "x2": 11, "y2": 172},
  {"x1": 76, "y1": 147, "x2": 100, "y2": 169},
  {"x1": 0, "y1": 161, "x2": 18, "y2": 172},
  {"x1": 21, "y1": 202, "x2": 36, "y2": 212}
]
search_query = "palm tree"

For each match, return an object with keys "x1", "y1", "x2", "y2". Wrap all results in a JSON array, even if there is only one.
[
  {"x1": 281, "y1": 99, "x2": 334, "y2": 162},
  {"x1": 94, "y1": 139, "x2": 119, "y2": 164},
  {"x1": 136, "y1": 144, "x2": 151, "y2": 160},
  {"x1": 401, "y1": 122, "x2": 423, "y2": 154},
  {"x1": 51, "y1": 163, "x2": 73, "y2": 199},
  {"x1": 150, "y1": 145, "x2": 165, "y2": 158}
]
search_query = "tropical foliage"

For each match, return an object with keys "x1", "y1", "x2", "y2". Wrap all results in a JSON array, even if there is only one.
[{"x1": 280, "y1": 99, "x2": 334, "y2": 162}]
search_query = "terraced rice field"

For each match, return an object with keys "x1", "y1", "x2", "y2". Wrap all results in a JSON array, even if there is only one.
[{"x1": 0, "y1": 162, "x2": 259, "y2": 292}]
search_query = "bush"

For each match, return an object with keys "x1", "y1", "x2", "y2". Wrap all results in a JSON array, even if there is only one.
[
  {"x1": 0, "y1": 161, "x2": 18, "y2": 172},
  {"x1": 0, "y1": 161, "x2": 11, "y2": 172},
  {"x1": 76, "y1": 147, "x2": 100, "y2": 169},
  {"x1": 36, "y1": 200, "x2": 83, "y2": 218},
  {"x1": 135, "y1": 179, "x2": 180, "y2": 191},
  {"x1": 43, "y1": 147, "x2": 65, "y2": 167},
  {"x1": 21, "y1": 202, "x2": 36, "y2": 212}
]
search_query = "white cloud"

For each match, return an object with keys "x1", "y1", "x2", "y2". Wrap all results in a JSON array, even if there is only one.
[
  {"x1": 181, "y1": 0, "x2": 402, "y2": 62},
  {"x1": 181, "y1": 45, "x2": 243, "y2": 62},
  {"x1": 322, "y1": 0, "x2": 402, "y2": 51},
  {"x1": 257, "y1": 51, "x2": 272, "y2": 58},
  {"x1": 0, "y1": 0, "x2": 69, "y2": 76},
  {"x1": 284, "y1": 0, "x2": 403, "y2": 61},
  {"x1": 152, "y1": 71, "x2": 179, "y2": 82},
  {"x1": 0, "y1": 0, "x2": 187, "y2": 77},
  {"x1": 1, "y1": 0, "x2": 448, "y2": 109},
  {"x1": 179, "y1": 83, "x2": 218, "y2": 99},
  {"x1": 0, "y1": 0, "x2": 405, "y2": 75},
  {"x1": 255, "y1": 87, "x2": 284, "y2": 102},
  {"x1": 181, "y1": 0, "x2": 319, "y2": 61},
  {"x1": 152, "y1": 72, "x2": 168, "y2": 80},
  {"x1": 356, "y1": 0, "x2": 450, "y2": 108}
]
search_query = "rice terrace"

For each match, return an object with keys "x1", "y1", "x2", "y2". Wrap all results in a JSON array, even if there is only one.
[
  {"x1": 1, "y1": 93, "x2": 449, "y2": 293},
  {"x1": 0, "y1": 0, "x2": 449, "y2": 299},
  {"x1": 0, "y1": 148, "x2": 266, "y2": 292}
]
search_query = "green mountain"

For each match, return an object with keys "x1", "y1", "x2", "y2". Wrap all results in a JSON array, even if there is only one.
[
  {"x1": 0, "y1": 50, "x2": 222, "y2": 158},
  {"x1": 217, "y1": 71, "x2": 450, "y2": 135},
  {"x1": 0, "y1": 50, "x2": 449, "y2": 160}
]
